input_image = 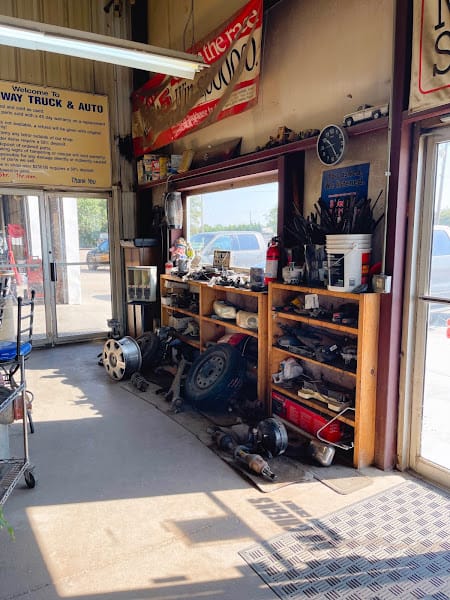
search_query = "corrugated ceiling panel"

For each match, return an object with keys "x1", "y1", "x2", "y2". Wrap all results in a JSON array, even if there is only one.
[
  {"x1": 41, "y1": 0, "x2": 71, "y2": 88},
  {"x1": 66, "y1": 0, "x2": 95, "y2": 92},
  {"x1": 91, "y1": 2, "x2": 115, "y2": 96},
  {"x1": 0, "y1": 0, "x2": 115, "y2": 93},
  {"x1": 15, "y1": 0, "x2": 44, "y2": 83},
  {"x1": 0, "y1": 0, "x2": 18, "y2": 82}
]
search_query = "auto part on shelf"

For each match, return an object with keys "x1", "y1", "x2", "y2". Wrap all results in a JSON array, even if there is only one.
[
  {"x1": 272, "y1": 357, "x2": 304, "y2": 385},
  {"x1": 256, "y1": 417, "x2": 288, "y2": 458},
  {"x1": 236, "y1": 310, "x2": 258, "y2": 330},
  {"x1": 234, "y1": 445, "x2": 276, "y2": 480},
  {"x1": 102, "y1": 336, "x2": 142, "y2": 380},
  {"x1": 314, "y1": 343, "x2": 340, "y2": 364},
  {"x1": 213, "y1": 300, "x2": 237, "y2": 320},
  {"x1": 180, "y1": 320, "x2": 199, "y2": 337},
  {"x1": 184, "y1": 343, "x2": 245, "y2": 412},
  {"x1": 308, "y1": 439, "x2": 336, "y2": 467},
  {"x1": 298, "y1": 378, "x2": 354, "y2": 412},
  {"x1": 341, "y1": 345, "x2": 358, "y2": 366}
]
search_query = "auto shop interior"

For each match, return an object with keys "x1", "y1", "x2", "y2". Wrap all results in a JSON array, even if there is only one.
[{"x1": 0, "y1": 1, "x2": 449, "y2": 599}]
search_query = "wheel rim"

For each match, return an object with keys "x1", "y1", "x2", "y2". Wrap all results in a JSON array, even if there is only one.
[
  {"x1": 102, "y1": 336, "x2": 142, "y2": 380},
  {"x1": 195, "y1": 354, "x2": 226, "y2": 389}
]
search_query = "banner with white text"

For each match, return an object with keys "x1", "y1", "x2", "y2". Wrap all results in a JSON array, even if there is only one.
[
  {"x1": 410, "y1": 0, "x2": 450, "y2": 112},
  {"x1": 132, "y1": 0, "x2": 262, "y2": 155},
  {"x1": 0, "y1": 81, "x2": 111, "y2": 188}
]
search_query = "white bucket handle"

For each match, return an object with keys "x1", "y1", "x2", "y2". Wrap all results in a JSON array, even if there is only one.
[{"x1": 328, "y1": 243, "x2": 359, "y2": 266}]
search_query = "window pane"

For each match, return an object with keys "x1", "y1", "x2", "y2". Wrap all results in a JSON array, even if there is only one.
[
  {"x1": 186, "y1": 182, "x2": 278, "y2": 270},
  {"x1": 429, "y1": 142, "x2": 450, "y2": 298}
]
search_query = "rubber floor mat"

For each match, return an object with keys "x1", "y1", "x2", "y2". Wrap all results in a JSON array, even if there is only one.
[
  {"x1": 239, "y1": 479, "x2": 450, "y2": 599},
  {"x1": 311, "y1": 463, "x2": 372, "y2": 495}
]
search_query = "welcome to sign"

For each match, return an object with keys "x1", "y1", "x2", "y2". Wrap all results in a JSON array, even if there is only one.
[
  {"x1": 132, "y1": 0, "x2": 262, "y2": 155},
  {"x1": 410, "y1": 0, "x2": 450, "y2": 111}
]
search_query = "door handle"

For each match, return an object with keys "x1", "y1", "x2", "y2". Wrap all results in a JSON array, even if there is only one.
[{"x1": 50, "y1": 262, "x2": 57, "y2": 282}]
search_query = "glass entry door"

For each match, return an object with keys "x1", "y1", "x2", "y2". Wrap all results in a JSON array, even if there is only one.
[
  {"x1": 409, "y1": 132, "x2": 450, "y2": 488},
  {"x1": 0, "y1": 190, "x2": 112, "y2": 345},
  {"x1": 46, "y1": 194, "x2": 112, "y2": 343}
]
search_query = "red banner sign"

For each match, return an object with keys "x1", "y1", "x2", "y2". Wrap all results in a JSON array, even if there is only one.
[{"x1": 132, "y1": 0, "x2": 262, "y2": 155}]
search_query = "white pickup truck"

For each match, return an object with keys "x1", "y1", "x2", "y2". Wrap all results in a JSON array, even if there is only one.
[{"x1": 343, "y1": 103, "x2": 389, "y2": 127}]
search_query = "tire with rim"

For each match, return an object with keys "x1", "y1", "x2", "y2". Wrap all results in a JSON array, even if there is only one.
[
  {"x1": 185, "y1": 343, "x2": 245, "y2": 412},
  {"x1": 87, "y1": 255, "x2": 97, "y2": 271},
  {"x1": 136, "y1": 331, "x2": 163, "y2": 371},
  {"x1": 345, "y1": 117, "x2": 353, "y2": 127},
  {"x1": 372, "y1": 110, "x2": 381, "y2": 119}
]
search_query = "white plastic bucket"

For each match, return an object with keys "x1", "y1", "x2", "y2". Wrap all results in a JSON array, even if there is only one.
[{"x1": 326, "y1": 234, "x2": 372, "y2": 292}]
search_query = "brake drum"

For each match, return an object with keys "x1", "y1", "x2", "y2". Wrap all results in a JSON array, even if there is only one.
[{"x1": 102, "y1": 336, "x2": 142, "y2": 380}]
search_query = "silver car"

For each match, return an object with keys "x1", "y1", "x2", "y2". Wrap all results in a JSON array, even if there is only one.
[{"x1": 190, "y1": 231, "x2": 266, "y2": 269}]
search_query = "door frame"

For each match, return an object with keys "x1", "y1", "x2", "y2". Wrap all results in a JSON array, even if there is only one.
[
  {"x1": 398, "y1": 128, "x2": 450, "y2": 489},
  {"x1": 0, "y1": 187, "x2": 117, "y2": 346}
]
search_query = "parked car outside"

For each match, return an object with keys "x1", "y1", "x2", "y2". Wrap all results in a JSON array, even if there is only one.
[
  {"x1": 190, "y1": 231, "x2": 267, "y2": 269},
  {"x1": 430, "y1": 225, "x2": 450, "y2": 298},
  {"x1": 86, "y1": 239, "x2": 109, "y2": 270},
  {"x1": 343, "y1": 103, "x2": 389, "y2": 127}
]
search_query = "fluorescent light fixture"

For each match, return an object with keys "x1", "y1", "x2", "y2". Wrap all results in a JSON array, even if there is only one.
[{"x1": 0, "y1": 15, "x2": 207, "y2": 79}]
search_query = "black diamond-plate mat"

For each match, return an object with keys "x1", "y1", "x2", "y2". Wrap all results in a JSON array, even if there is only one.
[{"x1": 240, "y1": 480, "x2": 450, "y2": 599}]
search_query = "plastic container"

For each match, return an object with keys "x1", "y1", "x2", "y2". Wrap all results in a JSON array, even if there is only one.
[{"x1": 326, "y1": 233, "x2": 372, "y2": 292}]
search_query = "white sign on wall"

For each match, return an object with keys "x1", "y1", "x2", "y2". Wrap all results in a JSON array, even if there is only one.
[
  {"x1": 410, "y1": 0, "x2": 450, "y2": 112},
  {"x1": 0, "y1": 80, "x2": 111, "y2": 188}
]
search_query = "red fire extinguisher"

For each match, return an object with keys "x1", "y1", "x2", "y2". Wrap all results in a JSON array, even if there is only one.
[{"x1": 264, "y1": 236, "x2": 280, "y2": 285}]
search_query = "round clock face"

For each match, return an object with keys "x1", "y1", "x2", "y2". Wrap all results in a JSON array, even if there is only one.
[{"x1": 316, "y1": 124, "x2": 348, "y2": 166}]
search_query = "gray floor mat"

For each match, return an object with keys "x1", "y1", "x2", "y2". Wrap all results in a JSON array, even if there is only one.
[
  {"x1": 311, "y1": 463, "x2": 372, "y2": 495},
  {"x1": 239, "y1": 479, "x2": 450, "y2": 599}
]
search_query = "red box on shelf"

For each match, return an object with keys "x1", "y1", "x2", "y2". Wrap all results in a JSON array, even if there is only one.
[{"x1": 272, "y1": 391, "x2": 343, "y2": 443}]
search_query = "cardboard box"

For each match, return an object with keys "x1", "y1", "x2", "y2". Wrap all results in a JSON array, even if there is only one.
[
  {"x1": 170, "y1": 154, "x2": 183, "y2": 173},
  {"x1": 272, "y1": 391, "x2": 343, "y2": 443},
  {"x1": 159, "y1": 156, "x2": 169, "y2": 179},
  {"x1": 142, "y1": 154, "x2": 158, "y2": 181}
]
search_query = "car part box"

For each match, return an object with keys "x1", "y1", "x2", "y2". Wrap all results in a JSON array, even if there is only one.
[{"x1": 272, "y1": 391, "x2": 342, "y2": 443}]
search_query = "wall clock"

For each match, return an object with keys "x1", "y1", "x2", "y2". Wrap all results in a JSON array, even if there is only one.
[{"x1": 316, "y1": 124, "x2": 348, "y2": 166}]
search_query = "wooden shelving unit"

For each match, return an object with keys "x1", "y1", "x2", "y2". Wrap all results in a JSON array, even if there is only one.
[
  {"x1": 268, "y1": 282, "x2": 380, "y2": 468},
  {"x1": 160, "y1": 275, "x2": 268, "y2": 404}
]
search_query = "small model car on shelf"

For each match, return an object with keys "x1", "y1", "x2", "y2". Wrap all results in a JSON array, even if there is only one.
[{"x1": 343, "y1": 103, "x2": 389, "y2": 127}]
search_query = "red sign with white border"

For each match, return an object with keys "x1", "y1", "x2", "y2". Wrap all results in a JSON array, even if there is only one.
[{"x1": 132, "y1": 0, "x2": 262, "y2": 155}]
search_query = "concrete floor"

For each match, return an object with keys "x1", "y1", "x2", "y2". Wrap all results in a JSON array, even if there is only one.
[{"x1": 0, "y1": 342, "x2": 407, "y2": 600}]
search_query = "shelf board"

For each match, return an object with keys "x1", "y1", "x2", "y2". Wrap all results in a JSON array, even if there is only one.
[
  {"x1": 174, "y1": 333, "x2": 201, "y2": 349},
  {"x1": 162, "y1": 305, "x2": 199, "y2": 319},
  {"x1": 272, "y1": 310, "x2": 358, "y2": 335},
  {"x1": 202, "y1": 315, "x2": 258, "y2": 337},
  {"x1": 272, "y1": 384, "x2": 355, "y2": 426},
  {"x1": 203, "y1": 284, "x2": 267, "y2": 298},
  {"x1": 161, "y1": 275, "x2": 201, "y2": 288},
  {"x1": 270, "y1": 282, "x2": 363, "y2": 301},
  {"x1": 271, "y1": 345, "x2": 357, "y2": 378},
  {"x1": 138, "y1": 117, "x2": 388, "y2": 191}
]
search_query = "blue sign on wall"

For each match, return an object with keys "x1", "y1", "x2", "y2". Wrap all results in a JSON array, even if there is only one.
[{"x1": 321, "y1": 163, "x2": 370, "y2": 205}]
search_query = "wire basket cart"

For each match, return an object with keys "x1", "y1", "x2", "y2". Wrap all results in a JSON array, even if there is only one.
[{"x1": 0, "y1": 290, "x2": 36, "y2": 506}]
